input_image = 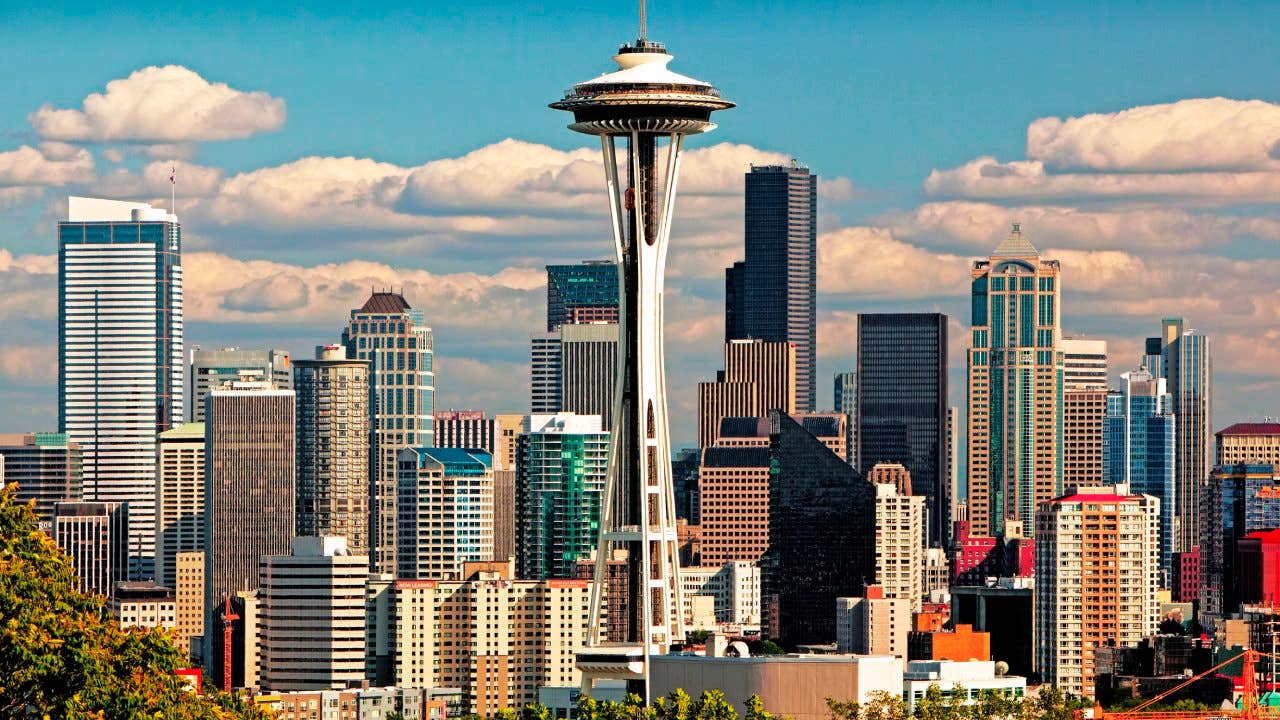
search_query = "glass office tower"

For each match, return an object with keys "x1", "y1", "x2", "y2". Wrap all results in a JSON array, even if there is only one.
[
  {"x1": 59, "y1": 196, "x2": 183, "y2": 580},
  {"x1": 857, "y1": 313, "x2": 948, "y2": 545}
]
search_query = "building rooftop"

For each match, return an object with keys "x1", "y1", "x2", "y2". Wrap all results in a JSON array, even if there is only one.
[
  {"x1": 991, "y1": 223, "x2": 1039, "y2": 258},
  {"x1": 159, "y1": 423, "x2": 205, "y2": 439},
  {"x1": 1218, "y1": 423, "x2": 1280, "y2": 437},
  {"x1": 718, "y1": 416, "x2": 770, "y2": 439},
  {"x1": 702, "y1": 447, "x2": 771, "y2": 468},
  {"x1": 357, "y1": 291, "x2": 412, "y2": 314}
]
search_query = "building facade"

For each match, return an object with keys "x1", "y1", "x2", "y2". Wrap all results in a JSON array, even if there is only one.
[
  {"x1": 1061, "y1": 338, "x2": 1108, "y2": 487},
  {"x1": 734, "y1": 162, "x2": 818, "y2": 411},
  {"x1": 174, "y1": 550, "x2": 204, "y2": 659},
  {"x1": 110, "y1": 581, "x2": 175, "y2": 631},
  {"x1": 835, "y1": 586, "x2": 910, "y2": 657},
  {"x1": 858, "y1": 313, "x2": 948, "y2": 545},
  {"x1": 397, "y1": 447, "x2": 494, "y2": 580},
  {"x1": 203, "y1": 385, "x2": 296, "y2": 666},
  {"x1": 1103, "y1": 368, "x2": 1176, "y2": 585},
  {"x1": 1149, "y1": 318, "x2": 1211, "y2": 554},
  {"x1": 342, "y1": 291, "x2": 435, "y2": 575},
  {"x1": 515, "y1": 413, "x2": 608, "y2": 579},
  {"x1": 966, "y1": 224, "x2": 1063, "y2": 537},
  {"x1": 366, "y1": 561, "x2": 595, "y2": 715},
  {"x1": 1216, "y1": 423, "x2": 1280, "y2": 468},
  {"x1": 1035, "y1": 485, "x2": 1160, "y2": 698},
  {"x1": 52, "y1": 500, "x2": 128, "y2": 596},
  {"x1": 698, "y1": 340, "x2": 797, "y2": 448},
  {"x1": 679, "y1": 561, "x2": 762, "y2": 626},
  {"x1": 698, "y1": 446, "x2": 772, "y2": 565},
  {"x1": 59, "y1": 196, "x2": 183, "y2": 580},
  {"x1": 545, "y1": 261, "x2": 618, "y2": 332},
  {"x1": 834, "y1": 371, "x2": 858, "y2": 467},
  {"x1": 188, "y1": 346, "x2": 291, "y2": 423},
  {"x1": 259, "y1": 537, "x2": 369, "y2": 691},
  {"x1": 874, "y1": 481, "x2": 925, "y2": 611},
  {"x1": 294, "y1": 346, "x2": 371, "y2": 554},
  {"x1": 1200, "y1": 464, "x2": 1280, "y2": 619},
  {"x1": 0, "y1": 432, "x2": 82, "y2": 527},
  {"x1": 155, "y1": 422, "x2": 204, "y2": 590}
]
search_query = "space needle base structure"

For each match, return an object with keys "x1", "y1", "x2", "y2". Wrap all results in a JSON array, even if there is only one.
[{"x1": 551, "y1": 17, "x2": 733, "y2": 700}]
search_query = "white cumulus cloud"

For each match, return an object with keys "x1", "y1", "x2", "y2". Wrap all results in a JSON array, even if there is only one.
[
  {"x1": 29, "y1": 65, "x2": 286, "y2": 142},
  {"x1": 0, "y1": 144, "x2": 94, "y2": 186}
]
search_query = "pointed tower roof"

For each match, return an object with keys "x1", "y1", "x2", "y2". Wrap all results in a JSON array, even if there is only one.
[
  {"x1": 992, "y1": 222, "x2": 1039, "y2": 257},
  {"x1": 358, "y1": 291, "x2": 411, "y2": 313}
]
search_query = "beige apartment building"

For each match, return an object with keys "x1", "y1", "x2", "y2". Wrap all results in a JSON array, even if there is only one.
[
  {"x1": 873, "y1": 479, "x2": 925, "y2": 611},
  {"x1": 698, "y1": 340, "x2": 797, "y2": 448},
  {"x1": 366, "y1": 560, "x2": 596, "y2": 715},
  {"x1": 155, "y1": 422, "x2": 204, "y2": 591},
  {"x1": 1217, "y1": 422, "x2": 1280, "y2": 467},
  {"x1": 1062, "y1": 338, "x2": 1108, "y2": 487}
]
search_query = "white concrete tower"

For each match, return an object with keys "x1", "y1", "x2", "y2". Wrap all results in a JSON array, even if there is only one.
[{"x1": 550, "y1": 6, "x2": 733, "y2": 699}]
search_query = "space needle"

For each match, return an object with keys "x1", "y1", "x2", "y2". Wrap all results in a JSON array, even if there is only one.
[{"x1": 550, "y1": 1, "x2": 733, "y2": 699}]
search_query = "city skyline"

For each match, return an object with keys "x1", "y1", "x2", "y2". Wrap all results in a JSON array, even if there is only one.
[{"x1": 5, "y1": 3, "x2": 1280, "y2": 449}]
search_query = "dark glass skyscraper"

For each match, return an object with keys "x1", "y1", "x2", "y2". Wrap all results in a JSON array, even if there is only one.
[
  {"x1": 857, "y1": 313, "x2": 948, "y2": 545},
  {"x1": 724, "y1": 261, "x2": 746, "y2": 342},
  {"x1": 762, "y1": 412, "x2": 876, "y2": 647},
  {"x1": 732, "y1": 162, "x2": 818, "y2": 411},
  {"x1": 545, "y1": 261, "x2": 618, "y2": 332}
]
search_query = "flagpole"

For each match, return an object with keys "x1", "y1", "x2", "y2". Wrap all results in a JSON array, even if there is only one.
[{"x1": 170, "y1": 165, "x2": 176, "y2": 214}]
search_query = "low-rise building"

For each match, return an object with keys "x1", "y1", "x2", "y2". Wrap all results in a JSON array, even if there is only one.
[
  {"x1": 836, "y1": 586, "x2": 910, "y2": 658},
  {"x1": 680, "y1": 561, "x2": 761, "y2": 627},
  {"x1": 907, "y1": 623, "x2": 991, "y2": 662},
  {"x1": 110, "y1": 581, "x2": 175, "y2": 631},
  {"x1": 902, "y1": 660, "x2": 1025, "y2": 712}
]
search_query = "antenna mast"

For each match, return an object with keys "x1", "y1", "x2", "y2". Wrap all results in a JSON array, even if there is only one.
[{"x1": 638, "y1": 0, "x2": 646, "y2": 41}]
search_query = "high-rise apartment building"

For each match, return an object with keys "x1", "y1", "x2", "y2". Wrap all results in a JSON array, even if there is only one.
[
  {"x1": 397, "y1": 447, "x2": 494, "y2": 580},
  {"x1": 858, "y1": 313, "x2": 948, "y2": 544},
  {"x1": 155, "y1": 422, "x2": 204, "y2": 590},
  {"x1": 946, "y1": 407, "x2": 960, "y2": 546},
  {"x1": 1035, "y1": 485, "x2": 1159, "y2": 698},
  {"x1": 966, "y1": 224, "x2": 1063, "y2": 537},
  {"x1": 0, "y1": 432, "x2": 82, "y2": 527},
  {"x1": 531, "y1": 333, "x2": 562, "y2": 414},
  {"x1": 1061, "y1": 338, "x2": 1108, "y2": 487},
  {"x1": 873, "y1": 481, "x2": 925, "y2": 611},
  {"x1": 1149, "y1": 318, "x2": 1211, "y2": 553},
  {"x1": 203, "y1": 383, "x2": 295, "y2": 666},
  {"x1": 1216, "y1": 423, "x2": 1280, "y2": 468},
  {"x1": 545, "y1": 261, "x2": 618, "y2": 331},
  {"x1": 730, "y1": 162, "x2": 818, "y2": 411},
  {"x1": 188, "y1": 347, "x2": 291, "y2": 423},
  {"x1": 342, "y1": 291, "x2": 435, "y2": 575},
  {"x1": 698, "y1": 445, "x2": 771, "y2": 565},
  {"x1": 698, "y1": 339, "x2": 797, "y2": 448},
  {"x1": 515, "y1": 413, "x2": 608, "y2": 579},
  {"x1": 366, "y1": 561, "x2": 595, "y2": 715},
  {"x1": 52, "y1": 499, "x2": 128, "y2": 596},
  {"x1": 1104, "y1": 368, "x2": 1176, "y2": 586},
  {"x1": 436, "y1": 410, "x2": 496, "y2": 450},
  {"x1": 59, "y1": 196, "x2": 183, "y2": 579},
  {"x1": 763, "y1": 412, "x2": 877, "y2": 646},
  {"x1": 294, "y1": 346, "x2": 371, "y2": 554},
  {"x1": 259, "y1": 536, "x2": 368, "y2": 691},
  {"x1": 835, "y1": 371, "x2": 858, "y2": 467}
]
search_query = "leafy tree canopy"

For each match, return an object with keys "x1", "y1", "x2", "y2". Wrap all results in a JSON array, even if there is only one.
[{"x1": 0, "y1": 486, "x2": 270, "y2": 719}]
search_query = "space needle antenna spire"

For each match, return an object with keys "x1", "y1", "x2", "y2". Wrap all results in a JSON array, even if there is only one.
[{"x1": 551, "y1": 4, "x2": 733, "y2": 702}]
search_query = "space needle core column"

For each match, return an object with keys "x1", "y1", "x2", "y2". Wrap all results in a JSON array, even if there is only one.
[{"x1": 551, "y1": 14, "x2": 733, "y2": 698}]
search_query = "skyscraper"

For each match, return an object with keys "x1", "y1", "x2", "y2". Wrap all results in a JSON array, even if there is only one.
[
  {"x1": 1149, "y1": 318, "x2": 1212, "y2": 553},
  {"x1": 515, "y1": 413, "x2": 608, "y2": 580},
  {"x1": 697, "y1": 339, "x2": 797, "y2": 448},
  {"x1": 529, "y1": 323, "x2": 619, "y2": 426},
  {"x1": 872, "y1": 478, "x2": 925, "y2": 611},
  {"x1": 59, "y1": 196, "x2": 183, "y2": 579},
  {"x1": 732, "y1": 162, "x2": 818, "y2": 411},
  {"x1": 724, "y1": 261, "x2": 746, "y2": 343},
  {"x1": 762, "y1": 412, "x2": 877, "y2": 647},
  {"x1": 155, "y1": 422, "x2": 204, "y2": 591},
  {"x1": 397, "y1": 447, "x2": 494, "y2": 580},
  {"x1": 966, "y1": 224, "x2": 1063, "y2": 537},
  {"x1": 1035, "y1": 485, "x2": 1159, "y2": 698},
  {"x1": 1103, "y1": 368, "x2": 1176, "y2": 585},
  {"x1": 203, "y1": 383, "x2": 295, "y2": 667},
  {"x1": 857, "y1": 313, "x2": 948, "y2": 545},
  {"x1": 834, "y1": 371, "x2": 858, "y2": 467},
  {"x1": 187, "y1": 346, "x2": 291, "y2": 423},
  {"x1": 294, "y1": 346, "x2": 371, "y2": 554},
  {"x1": 698, "y1": 444, "x2": 771, "y2": 566},
  {"x1": 0, "y1": 432, "x2": 82, "y2": 527},
  {"x1": 1200, "y1": 464, "x2": 1280, "y2": 619},
  {"x1": 545, "y1": 261, "x2": 619, "y2": 331},
  {"x1": 435, "y1": 410, "x2": 497, "y2": 450},
  {"x1": 342, "y1": 291, "x2": 435, "y2": 575},
  {"x1": 1061, "y1": 338, "x2": 1108, "y2": 487}
]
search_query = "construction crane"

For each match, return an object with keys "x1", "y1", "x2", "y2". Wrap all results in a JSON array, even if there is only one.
[
  {"x1": 220, "y1": 591, "x2": 240, "y2": 694},
  {"x1": 1088, "y1": 649, "x2": 1280, "y2": 720}
]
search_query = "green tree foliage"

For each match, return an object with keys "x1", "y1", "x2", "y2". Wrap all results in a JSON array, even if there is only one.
[
  {"x1": 0, "y1": 486, "x2": 270, "y2": 719},
  {"x1": 827, "y1": 683, "x2": 1090, "y2": 720},
  {"x1": 573, "y1": 689, "x2": 767, "y2": 720}
]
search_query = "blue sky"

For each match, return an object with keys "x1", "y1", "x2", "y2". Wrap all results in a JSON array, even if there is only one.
[{"x1": 2, "y1": 1, "x2": 1280, "y2": 445}]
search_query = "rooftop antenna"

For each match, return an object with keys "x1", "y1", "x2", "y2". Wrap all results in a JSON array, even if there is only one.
[{"x1": 638, "y1": 0, "x2": 646, "y2": 41}]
